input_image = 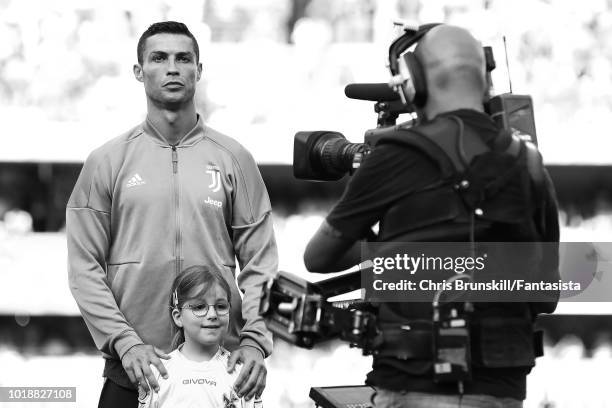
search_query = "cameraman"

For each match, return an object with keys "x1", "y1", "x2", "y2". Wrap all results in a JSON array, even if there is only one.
[{"x1": 304, "y1": 25, "x2": 559, "y2": 408}]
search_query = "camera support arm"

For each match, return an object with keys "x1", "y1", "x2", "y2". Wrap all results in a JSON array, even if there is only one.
[{"x1": 259, "y1": 270, "x2": 381, "y2": 354}]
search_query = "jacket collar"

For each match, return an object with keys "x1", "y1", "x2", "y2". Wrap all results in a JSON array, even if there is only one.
[{"x1": 142, "y1": 115, "x2": 206, "y2": 147}]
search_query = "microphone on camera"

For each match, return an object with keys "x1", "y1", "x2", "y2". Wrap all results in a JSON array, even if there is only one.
[{"x1": 344, "y1": 83, "x2": 400, "y2": 102}]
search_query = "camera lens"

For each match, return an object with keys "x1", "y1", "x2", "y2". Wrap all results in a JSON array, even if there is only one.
[{"x1": 313, "y1": 133, "x2": 365, "y2": 179}]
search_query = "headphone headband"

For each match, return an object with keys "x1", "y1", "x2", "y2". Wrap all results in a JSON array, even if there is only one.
[{"x1": 388, "y1": 23, "x2": 441, "y2": 75}]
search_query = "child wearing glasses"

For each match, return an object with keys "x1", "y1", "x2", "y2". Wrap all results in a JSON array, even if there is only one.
[{"x1": 138, "y1": 265, "x2": 263, "y2": 408}]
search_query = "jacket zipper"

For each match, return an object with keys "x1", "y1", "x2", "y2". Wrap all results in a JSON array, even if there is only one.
[{"x1": 171, "y1": 145, "x2": 181, "y2": 276}]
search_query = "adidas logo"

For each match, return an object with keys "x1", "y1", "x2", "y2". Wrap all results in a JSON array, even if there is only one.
[{"x1": 126, "y1": 173, "x2": 146, "y2": 188}]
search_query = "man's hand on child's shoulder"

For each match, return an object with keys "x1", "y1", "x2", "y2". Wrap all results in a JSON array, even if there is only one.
[
  {"x1": 228, "y1": 345, "x2": 266, "y2": 401},
  {"x1": 121, "y1": 344, "x2": 170, "y2": 393}
]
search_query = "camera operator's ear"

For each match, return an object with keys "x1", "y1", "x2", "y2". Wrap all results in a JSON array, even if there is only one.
[
  {"x1": 415, "y1": 106, "x2": 429, "y2": 122},
  {"x1": 197, "y1": 62, "x2": 203, "y2": 81},
  {"x1": 133, "y1": 64, "x2": 144, "y2": 82}
]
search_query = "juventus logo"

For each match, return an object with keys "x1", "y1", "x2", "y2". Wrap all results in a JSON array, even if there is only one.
[{"x1": 206, "y1": 166, "x2": 221, "y2": 192}]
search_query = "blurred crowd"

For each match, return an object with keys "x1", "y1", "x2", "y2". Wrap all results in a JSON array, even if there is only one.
[
  {"x1": 1, "y1": 0, "x2": 612, "y2": 163},
  {"x1": 1, "y1": 335, "x2": 612, "y2": 408}
]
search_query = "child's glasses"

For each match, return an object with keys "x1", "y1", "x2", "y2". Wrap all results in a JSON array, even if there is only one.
[{"x1": 182, "y1": 301, "x2": 230, "y2": 317}]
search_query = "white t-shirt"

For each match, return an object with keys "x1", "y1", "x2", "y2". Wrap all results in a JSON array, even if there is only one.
[{"x1": 138, "y1": 347, "x2": 263, "y2": 408}]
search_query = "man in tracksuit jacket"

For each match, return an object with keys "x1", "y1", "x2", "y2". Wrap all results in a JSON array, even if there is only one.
[{"x1": 67, "y1": 21, "x2": 278, "y2": 408}]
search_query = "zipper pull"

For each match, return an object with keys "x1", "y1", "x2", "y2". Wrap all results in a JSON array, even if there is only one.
[{"x1": 171, "y1": 145, "x2": 178, "y2": 173}]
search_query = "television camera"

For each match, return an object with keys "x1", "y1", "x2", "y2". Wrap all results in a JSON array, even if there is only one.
[
  {"x1": 293, "y1": 23, "x2": 538, "y2": 182},
  {"x1": 261, "y1": 23, "x2": 540, "y2": 408}
]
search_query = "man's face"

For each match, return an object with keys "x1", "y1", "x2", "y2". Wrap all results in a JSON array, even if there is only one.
[{"x1": 134, "y1": 33, "x2": 202, "y2": 108}]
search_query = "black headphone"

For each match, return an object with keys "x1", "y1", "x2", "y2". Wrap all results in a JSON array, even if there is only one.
[{"x1": 388, "y1": 23, "x2": 441, "y2": 108}]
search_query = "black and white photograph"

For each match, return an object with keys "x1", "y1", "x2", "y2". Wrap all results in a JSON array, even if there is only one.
[{"x1": 1, "y1": 1, "x2": 611, "y2": 407}]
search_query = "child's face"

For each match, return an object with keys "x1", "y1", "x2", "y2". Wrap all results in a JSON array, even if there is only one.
[{"x1": 174, "y1": 283, "x2": 230, "y2": 350}]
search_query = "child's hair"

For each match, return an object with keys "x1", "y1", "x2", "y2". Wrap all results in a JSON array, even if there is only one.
[{"x1": 169, "y1": 265, "x2": 232, "y2": 350}]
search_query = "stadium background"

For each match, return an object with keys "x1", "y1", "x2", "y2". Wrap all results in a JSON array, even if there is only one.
[{"x1": 1, "y1": 0, "x2": 612, "y2": 406}]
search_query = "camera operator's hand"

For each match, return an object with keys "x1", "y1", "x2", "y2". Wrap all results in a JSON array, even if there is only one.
[{"x1": 121, "y1": 344, "x2": 170, "y2": 393}]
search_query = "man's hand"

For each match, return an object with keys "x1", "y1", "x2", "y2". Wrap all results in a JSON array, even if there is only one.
[
  {"x1": 228, "y1": 346, "x2": 266, "y2": 400},
  {"x1": 121, "y1": 344, "x2": 170, "y2": 393}
]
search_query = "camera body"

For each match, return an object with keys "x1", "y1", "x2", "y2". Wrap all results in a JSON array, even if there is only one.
[{"x1": 293, "y1": 91, "x2": 537, "y2": 182}]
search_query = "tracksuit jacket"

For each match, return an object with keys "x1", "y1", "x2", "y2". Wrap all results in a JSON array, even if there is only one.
[{"x1": 67, "y1": 117, "x2": 278, "y2": 388}]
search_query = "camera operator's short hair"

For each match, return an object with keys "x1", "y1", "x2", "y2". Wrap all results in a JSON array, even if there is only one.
[{"x1": 137, "y1": 21, "x2": 199, "y2": 65}]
